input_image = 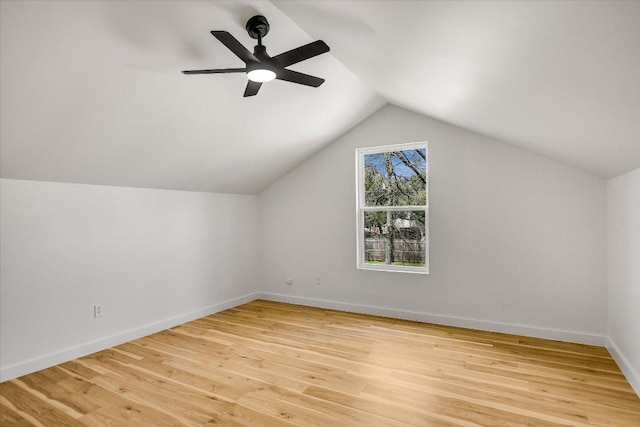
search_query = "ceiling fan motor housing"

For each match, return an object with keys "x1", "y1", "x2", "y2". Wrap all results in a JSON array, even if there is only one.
[{"x1": 253, "y1": 44, "x2": 270, "y2": 61}]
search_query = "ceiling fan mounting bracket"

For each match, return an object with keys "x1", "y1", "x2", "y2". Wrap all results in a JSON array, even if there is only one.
[{"x1": 246, "y1": 15, "x2": 270, "y2": 40}]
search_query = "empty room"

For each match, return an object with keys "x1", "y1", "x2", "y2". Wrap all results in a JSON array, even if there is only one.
[{"x1": 1, "y1": 1, "x2": 639, "y2": 425}]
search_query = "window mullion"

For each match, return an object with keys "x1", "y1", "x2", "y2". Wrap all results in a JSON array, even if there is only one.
[{"x1": 362, "y1": 205, "x2": 426, "y2": 212}]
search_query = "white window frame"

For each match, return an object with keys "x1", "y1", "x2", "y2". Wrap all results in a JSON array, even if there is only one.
[{"x1": 356, "y1": 142, "x2": 429, "y2": 274}]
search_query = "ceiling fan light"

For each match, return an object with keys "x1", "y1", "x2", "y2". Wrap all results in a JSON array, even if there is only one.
[{"x1": 247, "y1": 68, "x2": 276, "y2": 83}]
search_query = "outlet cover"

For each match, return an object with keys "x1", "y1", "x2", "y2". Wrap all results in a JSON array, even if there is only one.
[{"x1": 94, "y1": 303, "x2": 103, "y2": 318}]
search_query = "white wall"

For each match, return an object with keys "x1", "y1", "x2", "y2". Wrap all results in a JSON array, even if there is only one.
[
  {"x1": 607, "y1": 168, "x2": 640, "y2": 394},
  {"x1": 0, "y1": 179, "x2": 258, "y2": 380},
  {"x1": 258, "y1": 105, "x2": 608, "y2": 343}
]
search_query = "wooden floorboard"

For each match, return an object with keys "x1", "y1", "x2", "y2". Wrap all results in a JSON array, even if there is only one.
[{"x1": 1, "y1": 300, "x2": 639, "y2": 426}]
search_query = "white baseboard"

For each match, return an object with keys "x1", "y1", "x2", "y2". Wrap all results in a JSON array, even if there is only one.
[
  {"x1": 4, "y1": 292, "x2": 619, "y2": 389},
  {"x1": 0, "y1": 292, "x2": 259, "y2": 382},
  {"x1": 258, "y1": 292, "x2": 607, "y2": 346},
  {"x1": 607, "y1": 338, "x2": 640, "y2": 397}
]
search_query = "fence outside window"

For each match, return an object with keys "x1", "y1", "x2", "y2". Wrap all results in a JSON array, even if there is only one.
[{"x1": 364, "y1": 237, "x2": 426, "y2": 265}]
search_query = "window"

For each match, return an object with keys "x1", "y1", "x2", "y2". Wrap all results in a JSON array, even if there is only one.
[{"x1": 356, "y1": 142, "x2": 429, "y2": 274}]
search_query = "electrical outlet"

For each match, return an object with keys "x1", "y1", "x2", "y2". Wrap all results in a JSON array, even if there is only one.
[
  {"x1": 284, "y1": 276, "x2": 293, "y2": 285},
  {"x1": 94, "y1": 303, "x2": 103, "y2": 318},
  {"x1": 316, "y1": 275, "x2": 322, "y2": 285}
]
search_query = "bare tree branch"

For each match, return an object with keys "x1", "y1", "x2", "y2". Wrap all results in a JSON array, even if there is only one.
[{"x1": 392, "y1": 151, "x2": 426, "y2": 184}]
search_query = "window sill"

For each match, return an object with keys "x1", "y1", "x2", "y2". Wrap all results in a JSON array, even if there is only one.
[{"x1": 358, "y1": 264, "x2": 430, "y2": 275}]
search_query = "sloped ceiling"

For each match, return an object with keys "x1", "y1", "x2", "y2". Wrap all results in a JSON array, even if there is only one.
[
  {"x1": 1, "y1": 1, "x2": 639, "y2": 195},
  {"x1": 275, "y1": 0, "x2": 640, "y2": 179},
  {"x1": 0, "y1": 1, "x2": 384, "y2": 194}
]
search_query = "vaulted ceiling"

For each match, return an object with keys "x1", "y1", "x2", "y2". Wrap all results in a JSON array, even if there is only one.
[{"x1": 1, "y1": 1, "x2": 639, "y2": 194}]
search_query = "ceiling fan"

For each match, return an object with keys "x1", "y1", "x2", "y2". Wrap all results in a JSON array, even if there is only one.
[{"x1": 182, "y1": 15, "x2": 330, "y2": 97}]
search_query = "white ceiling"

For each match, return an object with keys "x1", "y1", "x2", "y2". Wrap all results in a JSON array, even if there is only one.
[
  {"x1": 1, "y1": 1, "x2": 639, "y2": 194},
  {"x1": 0, "y1": 0, "x2": 383, "y2": 194},
  {"x1": 274, "y1": 0, "x2": 640, "y2": 179}
]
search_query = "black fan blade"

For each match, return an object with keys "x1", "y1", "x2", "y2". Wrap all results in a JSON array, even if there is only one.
[
  {"x1": 182, "y1": 68, "x2": 245, "y2": 75},
  {"x1": 276, "y1": 69, "x2": 325, "y2": 87},
  {"x1": 244, "y1": 80, "x2": 262, "y2": 97},
  {"x1": 211, "y1": 31, "x2": 258, "y2": 64},
  {"x1": 272, "y1": 40, "x2": 329, "y2": 68}
]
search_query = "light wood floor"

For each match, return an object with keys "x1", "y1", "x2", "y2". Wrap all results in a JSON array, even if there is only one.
[{"x1": 1, "y1": 300, "x2": 639, "y2": 426}]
